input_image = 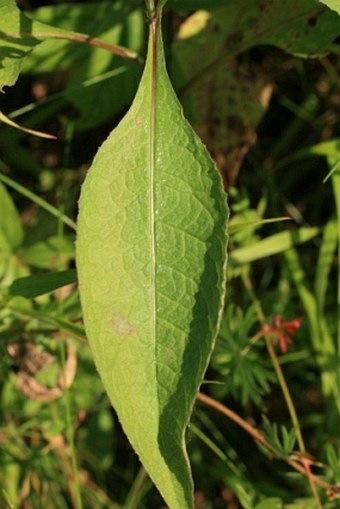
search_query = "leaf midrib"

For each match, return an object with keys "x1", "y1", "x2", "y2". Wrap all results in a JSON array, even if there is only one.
[{"x1": 149, "y1": 17, "x2": 159, "y2": 412}]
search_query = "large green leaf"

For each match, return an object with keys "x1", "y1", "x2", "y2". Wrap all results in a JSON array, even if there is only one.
[
  {"x1": 76, "y1": 13, "x2": 228, "y2": 509},
  {"x1": 319, "y1": 0, "x2": 340, "y2": 15},
  {"x1": 173, "y1": 0, "x2": 340, "y2": 183},
  {"x1": 175, "y1": 0, "x2": 340, "y2": 98},
  {"x1": 249, "y1": 0, "x2": 340, "y2": 55}
]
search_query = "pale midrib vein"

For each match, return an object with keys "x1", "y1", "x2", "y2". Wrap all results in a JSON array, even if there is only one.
[{"x1": 149, "y1": 18, "x2": 159, "y2": 411}]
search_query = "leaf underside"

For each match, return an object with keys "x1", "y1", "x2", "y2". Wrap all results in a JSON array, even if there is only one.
[
  {"x1": 76, "y1": 17, "x2": 228, "y2": 509},
  {"x1": 319, "y1": 0, "x2": 340, "y2": 15}
]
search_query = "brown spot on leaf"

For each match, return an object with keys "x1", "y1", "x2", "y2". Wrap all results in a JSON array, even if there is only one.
[{"x1": 110, "y1": 314, "x2": 136, "y2": 336}]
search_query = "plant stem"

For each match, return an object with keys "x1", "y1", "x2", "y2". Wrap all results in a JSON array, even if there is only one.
[
  {"x1": 302, "y1": 459, "x2": 324, "y2": 509},
  {"x1": 0, "y1": 31, "x2": 143, "y2": 64},
  {"x1": 332, "y1": 171, "x2": 340, "y2": 412},
  {"x1": 240, "y1": 267, "x2": 306, "y2": 453},
  {"x1": 0, "y1": 109, "x2": 56, "y2": 139},
  {"x1": 239, "y1": 268, "x2": 326, "y2": 508},
  {"x1": 266, "y1": 337, "x2": 306, "y2": 452},
  {"x1": 197, "y1": 392, "x2": 330, "y2": 492},
  {"x1": 123, "y1": 467, "x2": 150, "y2": 509},
  {"x1": 145, "y1": 0, "x2": 167, "y2": 20},
  {"x1": 0, "y1": 171, "x2": 77, "y2": 231},
  {"x1": 9, "y1": 67, "x2": 126, "y2": 120},
  {"x1": 57, "y1": 136, "x2": 83, "y2": 509},
  {"x1": 5, "y1": 304, "x2": 86, "y2": 341},
  {"x1": 60, "y1": 338, "x2": 83, "y2": 509},
  {"x1": 145, "y1": 0, "x2": 156, "y2": 17}
]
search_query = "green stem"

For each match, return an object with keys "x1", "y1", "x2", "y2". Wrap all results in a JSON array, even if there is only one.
[
  {"x1": 157, "y1": 0, "x2": 169, "y2": 9},
  {"x1": 123, "y1": 467, "x2": 150, "y2": 509},
  {"x1": 239, "y1": 268, "x2": 306, "y2": 453},
  {"x1": 145, "y1": 0, "x2": 166, "y2": 20},
  {"x1": 239, "y1": 269, "x2": 326, "y2": 507},
  {"x1": 5, "y1": 304, "x2": 86, "y2": 341},
  {"x1": 332, "y1": 172, "x2": 340, "y2": 407},
  {"x1": 266, "y1": 337, "x2": 306, "y2": 453},
  {"x1": 0, "y1": 172, "x2": 77, "y2": 231},
  {"x1": 8, "y1": 67, "x2": 126, "y2": 120},
  {"x1": 145, "y1": 0, "x2": 156, "y2": 16},
  {"x1": 60, "y1": 338, "x2": 83, "y2": 509},
  {"x1": 57, "y1": 132, "x2": 83, "y2": 509},
  {"x1": 303, "y1": 461, "x2": 324, "y2": 509}
]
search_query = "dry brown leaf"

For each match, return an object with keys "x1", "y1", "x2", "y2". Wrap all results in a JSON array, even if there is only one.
[{"x1": 8, "y1": 341, "x2": 77, "y2": 402}]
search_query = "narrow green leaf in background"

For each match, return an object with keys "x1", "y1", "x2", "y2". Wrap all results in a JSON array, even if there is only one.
[
  {"x1": 230, "y1": 227, "x2": 319, "y2": 265},
  {"x1": 0, "y1": 181, "x2": 23, "y2": 252},
  {"x1": 76, "y1": 11, "x2": 228, "y2": 509},
  {"x1": 9, "y1": 269, "x2": 77, "y2": 299},
  {"x1": 314, "y1": 216, "x2": 338, "y2": 315},
  {"x1": 0, "y1": 181, "x2": 28, "y2": 285}
]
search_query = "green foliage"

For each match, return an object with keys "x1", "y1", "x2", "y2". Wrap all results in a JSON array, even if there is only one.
[
  {"x1": 212, "y1": 305, "x2": 275, "y2": 405},
  {"x1": 0, "y1": 0, "x2": 63, "y2": 88},
  {"x1": 255, "y1": 499, "x2": 283, "y2": 509},
  {"x1": 325, "y1": 443, "x2": 340, "y2": 487},
  {"x1": 231, "y1": 227, "x2": 320, "y2": 265},
  {"x1": 174, "y1": 0, "x2": 340, "y2": 91},
  {"x1": 8, "y1": 269, "x2": 77, "y2": 298},
  {"x1": 259, "y1": 416, "x2": 297, "y2": 460},
  {"x1": 23, "y1": 1, "x2": 144, "y2": 130},
  {"x1": 1, "y1": 0, "x2": 340, "y2": 508}
]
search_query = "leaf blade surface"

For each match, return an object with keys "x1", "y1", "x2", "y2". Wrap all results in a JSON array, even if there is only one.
[{"x1": 76, "y1": 17, "x2": 228, "y2": 509}]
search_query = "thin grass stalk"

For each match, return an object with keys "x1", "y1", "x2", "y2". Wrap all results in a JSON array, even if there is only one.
[
  {"x1": 239, "y1": 268, "x2": 325, "y2": 508},
  {"x1": 123, "y1": 467, "x2": 150, "y2": 509},
  {"x1": 57, "y1": 125, "x2": 83, "y2": 509},
  {"x1": 0, "y1": 172, "x2": 77, "y2": 231},
  {"x1": 239, "y1": 267, "x2": 305, "y2": 451}
]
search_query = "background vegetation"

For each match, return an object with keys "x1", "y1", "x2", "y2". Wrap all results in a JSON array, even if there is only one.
[{"x1": 0, "y1": 0, "x2": 340, "y2": 507}]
